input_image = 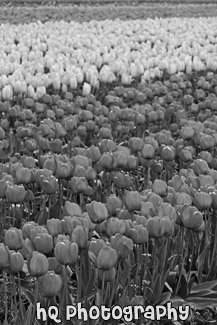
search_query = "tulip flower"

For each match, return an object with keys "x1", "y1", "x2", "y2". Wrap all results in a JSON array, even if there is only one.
[
  {"x1": 86, "y1": 201, "x2": 108, "y2": 223},
  {"x1": 71, "y1": 226, "x2": 88, "y2": 249},
  {"x1": 6, "y1": 184, "x2": 26, "y2": 204},
  {"x1": 54, "y1": 240, "x2": 78, "y2": 265},
  {"x1": 34, "y1": 233, "x2": 53, "y2": 255},
  {"x1": 97, "y1": 245, "x2": 118, "y2": 271},
  {"x1": 0, "y1": 244, "x2": 9, "y2": 270},
  {"x1": 106, "y1": 194, "x2": 123, "y2": 216},
  {"x1": 4, "y1": 227, "x2": 23, "y2": 251},
  {"x1": 10, "y1": 251, "x2": 24, "y2": 274},
  {"x1": 124, "y1": 191, "x2": 141, "y2": 212},
  {"x1": 38, "y1": 271, "x2": 63, "y2": 297},
  {"x1": 29, "y1": 252, "x2": 49, "y2": 277}
]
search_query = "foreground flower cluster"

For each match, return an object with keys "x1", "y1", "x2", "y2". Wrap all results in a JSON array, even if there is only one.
[{"x1": 1, "y1": 16, "x2": 217, "y2": 325}]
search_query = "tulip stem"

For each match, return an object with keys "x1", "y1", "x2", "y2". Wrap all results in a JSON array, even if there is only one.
[
  {"x1": 135, "y1": 245, "x2": 141, "y2": 288},
  {"x1": 3, "y1": 271, "x2": 8, "y2": 324},
  {"x1": 12, "y1": 274, "x2": 17, "y2": 314},
  {"x1": 32, "y1": 277, "x2": 38, "y2": 325},
  {"x1": 101, "y1": 271, "x2": 105, "y2": 305},
  {"x1": 18, "y1": 273, "x2": 24, "y2": 321},
  {"x1": 59, "y1": 180, "x2": 63, "y2": 211},
  {"x1": 175, "y1": 228, "x2": 189, "y2": 295},
  {"x1": 187, "y1": 231, "x2": 194, "y2": 285},
  {"x1": 161, "y1": 236, "x2": 168, "y2": 275},
  {"x1": 76, "y1": 258, "x2": 82, "y2": 301},
  {"x1": 48, "y1": 195, "x2": 51, "y2": 219},
  {"x1": 151, "y1": 240, "x2": 157, "y2": 288},
  {"x1": 64, "y1": 265, "x2": 68, "y2": 305}
]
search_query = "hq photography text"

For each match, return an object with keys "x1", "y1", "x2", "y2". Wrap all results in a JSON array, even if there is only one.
[{"x1": 36, "y1": 301, "x2": 190, "y2": 323}]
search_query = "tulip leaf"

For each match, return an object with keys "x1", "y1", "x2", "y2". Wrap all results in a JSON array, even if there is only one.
[
  {"x1": 83, "y1": 268, "x2": 96, "y2": 298},
  {"x1": 14, "y1": 214, "x2": 22, "y2": 229},
  {"x1": 169, "y1": 296, "x2": 195, "y2": 309},
  {"x1": 19, "y1": 278, "x2": 34, "y2": 290},
  {"x1": 49, "y1": 199, "x2": 61, "y2": 219},
  {"x1": 177, "y1": 273, "x2": 188, "y2": 298},
  {"x1": 154, "y1": 291, "x2": 172, "y2": 306},
  {"x1": 88, "y1": 251, "x2": 97, "y2": 265},
  {"x1": 21, "y1": 287, "x2": 35, "y2": 305},
  {"x1": 11, "y1": 316, "x2": 22, "y2": 325},
  {"x1": 188, "y1": 291, "x2": 217, "y2": 299},
  {"x1": 190, "y1": 280, "x2": 217, "y2": 293},
  {"x1": 23, "y1": 303, "x2": 33, "y2": 325},
  {"x1": 185, "y1": 297, "x2": 217, "y2": 310}
]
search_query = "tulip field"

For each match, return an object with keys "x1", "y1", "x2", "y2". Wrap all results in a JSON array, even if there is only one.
[{"x1": 2, "y1": 1, "x2": 217, "y2": 325}]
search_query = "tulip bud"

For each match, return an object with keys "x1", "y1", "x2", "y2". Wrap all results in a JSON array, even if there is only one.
[
  {"x1": 152, "y1": 179, "x2": 167, "y2": 197},
  {"x1": 106, "y1": 194, "x2": 123, "y2": 216},
  {"x1": 199, "y1": 175, "x2": 214, "y2": 187},
  {"x1": 179, "y1": 149, "x2": 193, "y2": 162},
  {"x1": 64, "y1": 201, "x2": 82, "y2": 217},
  {"x1": 34, "y1": 233, "x2": 53, "y2": 255},
  {"x1": 180, "y1": 126, "x2": 194, "y2": 140},
  {"x1": 38, "y1": 271, "x2": 62, "y2": 298},
  {"x1": 127, "y1": 155, "x2": 138, "y2": 170},
  {"x1": 129, "y1": 225, "x2": 149, "y2": 244},
  {"x1": 54, "y1": 234, "x2": 69, "y2": 246},
  {"x1": 71, "y1": 226, "x2": 88, "y2": 249},
  {"x1": 23, "y1": 156, "x2": 36, "y2": 169},
  {"x1": 34, "y1": 168, "x2": 53, "y2": 185},
  {"x1": 40, "y1": 175, "x2": 58, "y2": 194},
  {"x1": 97, "y1": 246, "x2": 117, "y2": 271},
  {"x1": 54, "y1": 240, "x2": 78, "y2": 265},
  {"x1": 55, "y1": 160, "x2": 72, "y2": 179},
  {"x1": 142, "y1": 144, "x2": 155, "y2": 159},
  {"x1": 124, "y1": 191, "x2": 141, "y2": 212},
  {"x1": 30, "y1": 225, "x2": 49, "y2": 243},
  {"x1": 181, "y1": 206, "x2": 203, "y2": 230},
  {"x1": 141, "y1": 201, "x2": 155, "y2": 217},
  {"x1": 99, "y1": 152, "x2": 114, "y2": 170},
  {"x1": 69, "y1": 176, "x2": 88, "y2": 193},
  {"x1": 47, "y1": 218, "x2": 62, "y2": 237},
  {"x1": 191, "y1": 159, "x2": 210, "y2": 176},
  {"x1": 158, "y1": 202, "x2": 177, "y2": 222},
  {"x1": 106, "y1": 217, "x2": 126, "y2": 236},
  {"x1": 193, "y1": 191, "x2": 212, "y2": 210},
  {"x1": 10, "y1": 251, "x2": 24, "y2": 274},
  {"x1": 85, "y1": 166, "x2": 97, "y2": 181},
  {"x1": 24, "y1": 238, "x2": 35, "y2": 255},
  {"x1": 85, "y1": 145, "x2": 101, "y2": 163},
  {"x1": 4, "y1": 227, "x2": 23, "y2": 250},
  {"x1": 86, "y1": 201, "x2": 108, "y2": 223},
  {"x1": 146, "y1": 217, "x2": 161, "y2": 238},
  {"x1": 128, "y1": 137, "x2": 144, "y2": 153},
  {"x1": 61, "y1": 216, "x2": 81, "y2": 235},
  {"x1": 176, "y1": 192, "x2": 192, "y2": 206},
  {"x1": 0, "y1": 244, "x2": 9, "y2": 270},
  {"x1": 82, "y1": 82, "x2": 91, "y2": 96},
  {"x1": 48, "y1": 257, "x2": 62, "y2": 274},
  {"x1": 15, "y1": 167, "x2": 32, "y2": 184},
  {"x1": 199, "y1": 134, "x2": 215, "y2": 150},
  {"x1": 29, "y1": 252, "x2": 49, "y2": 277},
  {"x1": 161, "y1": 146, "x2": 175, "y2": 161},
  {"x1": 159, "y1": 217, "x2": 174, "y2": 237},
  {"x1": 110, "y1": 233, "x2": 133, "y2": 259},
  {"x1": 6, "y1": 184, "x2": 26, "y2": 204}
]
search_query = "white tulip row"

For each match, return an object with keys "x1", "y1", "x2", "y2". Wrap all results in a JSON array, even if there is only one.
[{"x1": 0, "y1": 17, "x2": 217, "y2": 100}]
